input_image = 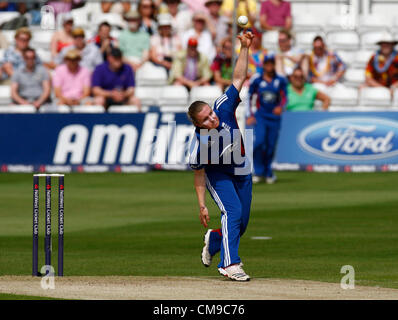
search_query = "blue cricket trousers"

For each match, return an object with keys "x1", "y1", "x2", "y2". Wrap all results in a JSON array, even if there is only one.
[
  {"x1": 253, "y1": 114, "x2": 281, "y2": 178},
  {"x1": 205, "y1": 171, "x2": 252, "y2": 268}
]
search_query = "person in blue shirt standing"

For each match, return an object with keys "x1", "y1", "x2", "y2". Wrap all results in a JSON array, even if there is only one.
[
  {"x1": 187, "y1": 31, "x2": 254, "y2": 281},
  {"x1": 246, "y1": 54, "x2": 287, "y2": 184}
]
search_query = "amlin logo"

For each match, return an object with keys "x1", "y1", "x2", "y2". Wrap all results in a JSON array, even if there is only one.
[{"x1": 298, "y1": 117, "x2": 398, "y2": 161}]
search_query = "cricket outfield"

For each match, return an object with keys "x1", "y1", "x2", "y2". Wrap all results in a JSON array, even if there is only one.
[{"x1": 1, "y1": 172, "x2": 398, "y2": 299}]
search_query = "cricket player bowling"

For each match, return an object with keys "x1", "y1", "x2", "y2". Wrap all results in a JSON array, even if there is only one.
[{"x1": 187, "y1": 31, "x2": 254, "y2": 281}]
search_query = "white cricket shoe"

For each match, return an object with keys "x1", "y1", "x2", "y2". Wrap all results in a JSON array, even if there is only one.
[
  {"x1": 252, "y1": 175, "x2": 263, "y2": 184},
  {"x1": 266, "y1": 175, "x2": 277, "y2": 184},
  {"x1": 218, "y1": 263, "x2": 250, "y2": 281},
  {"x1": 201, "y1": 229, "x2": 213, "y2": 267}
]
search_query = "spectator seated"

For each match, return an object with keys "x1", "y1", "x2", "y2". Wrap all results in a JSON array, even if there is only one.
[
  {"x1": 52, "y1": 48, "x2": 93, "y2": 106},
  {"x1": 55, "y1": 27, "x2": 103, "y2": 72},
  {"x1": 119, "y1": 10, "x2": 150, "y2": 71},
  {"x1": 11, "y1": 47, "x2": 51, "y2": 110},
  {"x1": 149, "y1": 13, "x2": 181, "y2": 73},
  {"x1": 364, "y1": 33, "x2": 398, "y2": 90},
  {"x1": 169, "y1": 37, "x2": 212, "y2": 90},
  {"x1": 211, "y1": 37, "x2": 233, "y2": 91},
  {"x1": 92, "y1": 47, "x2": 141, "y2": 111},
  {"x1": 260, "y1": 0, "x2": 292, "y2": 31},
  {"x1": 286, "y1": 67, "x2": 330, "y2": 111}
]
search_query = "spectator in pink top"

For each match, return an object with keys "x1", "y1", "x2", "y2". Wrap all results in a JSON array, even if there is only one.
[
  {"x1": 52, "y1": 49, "x2": 92, "y2": 106},
  {"x1": 260, "y1": 0, "x2": 292, "y2": 31},
  {"x1": 181, "y1": 0, "x2": 207, "y2": 13},
  {"x1": 47, "y1": 0, "x2": 83, "y2": 17}
]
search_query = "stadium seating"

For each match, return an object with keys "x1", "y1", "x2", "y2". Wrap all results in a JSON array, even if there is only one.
[
  {"x1": 36, "y1": 48, "x2": 52, "y2": 64},
  {"x1": 312, "y1": 83, "x2": 329, "y2": 94},
  {"x1": 158, "y1": 85, "x2": 188, "y2": 108},
  {"x1": 392, "y1": 89, "x2": 398, "y2": 107},
  {"x1": 327, "y1": 31, "x2": 360, "y2": 50},
  {"x1": 358, "y1": 14, "x2": 391, "y2": 33},
  {"x1": 91, "y1": 13, "x2": 127, "y2": 30},
  {"x1": 336, "y1": 50, "x2": 356, "y2": 67},
  {"x1": 343, "y1": 68, "x2": 366, "y2": 87},
  {"x1": 160, "y1": 106, "x2": 187, "y2": 112},
  {"x1": 0, "y1": 105, "x2": 36, "y2": 113},
  {"x1": 2, "y1": 30, "x2": 15, "y2": 46},
  {"x1": 0, "y1": 11, "x2": 19, "y2": 26},
  {"x1": 391, "y1": 18, "x2": 398, "y2": 34},
  {"x1": 360, "y1": 30, "x2": 392, "y2": 50},
  {"x1": 71, "y1": 105, "x2": 106, "y2": 113},
  {"x1": 189, "y1": 86, "x2": 222, "y2": 106},
  {"x1": 329, "y1": 85, "x2": 359, "y2": 106},
  {"x1": 324, "y1": 15, "x2": 357, "y2": 33},
  {"x1": 31, "y1": 30, "x2": 54, "y2": 50},
  {"x1": 136, "y1": 62, "x2": 168, "y2": 87},
  {"x1": 110, "y1": 28, "x2": 121, "y2": 40},
  {"x1": 0, "y1": 85, "x2": 11, "y2": 105},
  {"x1": 295, "y1": 31, "x2": 324, "y2": 51},
  {"x1": 262, "y1": 30, "x2": 279, "y2": 52},
  {"x1": 108, "y1": 105, "x2": 148, "y2": 113},
  {"x1": 359, "y1": 87, "x2": 391, "y2": 107},
  {"x1": 352, "y1": 50, "x2": 374, "y2": 69},
  {"x1": 135, "y1": 86, "x2": 161, "y2": 107},
  {"x1": 292, "y1": 14, "x2": 324, "y2": 32},
  {"x1": 0, "y1": 0, "x2": 396, "y2": 114},
  {"x1": 38, "y1": 104, "x2": 71, "y2": 113},
  {"x1": 70, "y1": 6, "x2": 90, "y2": 29}
]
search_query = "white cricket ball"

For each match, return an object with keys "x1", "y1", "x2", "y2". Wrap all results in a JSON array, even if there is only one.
[{"x1": 237, "y1": 15, "x2": 248, "y2": 27}]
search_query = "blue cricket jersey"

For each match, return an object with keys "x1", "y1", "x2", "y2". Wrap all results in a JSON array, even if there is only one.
[
  {"x1": 248, "y1": 73, "x2": 288, "y2": 120},
  {"x1": 189, "y1": 85, "x2": 249, "y2": 175}
]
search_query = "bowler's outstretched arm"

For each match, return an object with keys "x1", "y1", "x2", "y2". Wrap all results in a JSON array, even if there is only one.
[{"x1": 232, "y1": 32, "x2": 254, "y2": 93}]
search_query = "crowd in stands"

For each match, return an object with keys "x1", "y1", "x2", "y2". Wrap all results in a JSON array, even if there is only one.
[{"x1": 0, "y1": 0, "x2": 397, "y2": 112}]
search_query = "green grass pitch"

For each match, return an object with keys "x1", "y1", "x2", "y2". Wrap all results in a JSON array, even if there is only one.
[{"x1": 1, "y1": 171, "x2": 398, "y2": 289}]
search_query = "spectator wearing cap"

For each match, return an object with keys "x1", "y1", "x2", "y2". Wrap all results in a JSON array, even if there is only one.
[
  {"x1": 163, "y1": 0, "x2": 192, "y2": 37},
  {"x1": 92, "y1": 48, "x2": 141, "y2": 111},
  {"x1": 221, "y1": 0, "x2": 257, "y2": 29},
  {"x1": 182, "y1": 12, "x2": 216, "y2": 62},
  {"x1": 260, "y1": 0, "x2": 292, "y2": 31},
  {"x1": 364, "y1": 33, "x2": 398, "y2": 90},
  {"x1": 275, "y1": 29, "x2": 307, "y2": 78},
  {"x1": 50, "y1": 13, "x2": 74, "y2": 60},
  {"x1": 1, "y1": 27, "x2": 41, "y2": 82},
  {"x1": 89, "y1": 21, "x2": 118, "y2": 60},
  {"x1": 119, "y1": 10, "x2": 150, "y2": 71},
  {"x1": 11, "y1": 47, "x2": 51, "y2": 109},
  {"x1": 53, "y1": 49, "x2": 92, "y2": 106},
  {"x1": 169, "y1": 37, "x2": 212, "y2": 89},
  {"x1": 308, "y1": 36, "x2": 346, "y2": 87},
  {"x1": 204, "y1": 0, "x2": 229, "y2": 46},
  {"x1": 55, "y1": 27, "x2": 103, "y2": 72},
  {"x1": 138, "y1": 0, "x2": 158, "y2": 36},
  {"x1": 286, "y1": 67, "x2": 330, "y2": 112},
  {"x1": 149, "y1": 14, "x2": 181, "y2": 72},
  {"x1": 211, "y1": 37, "x2": 233, "y2": 91}
]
